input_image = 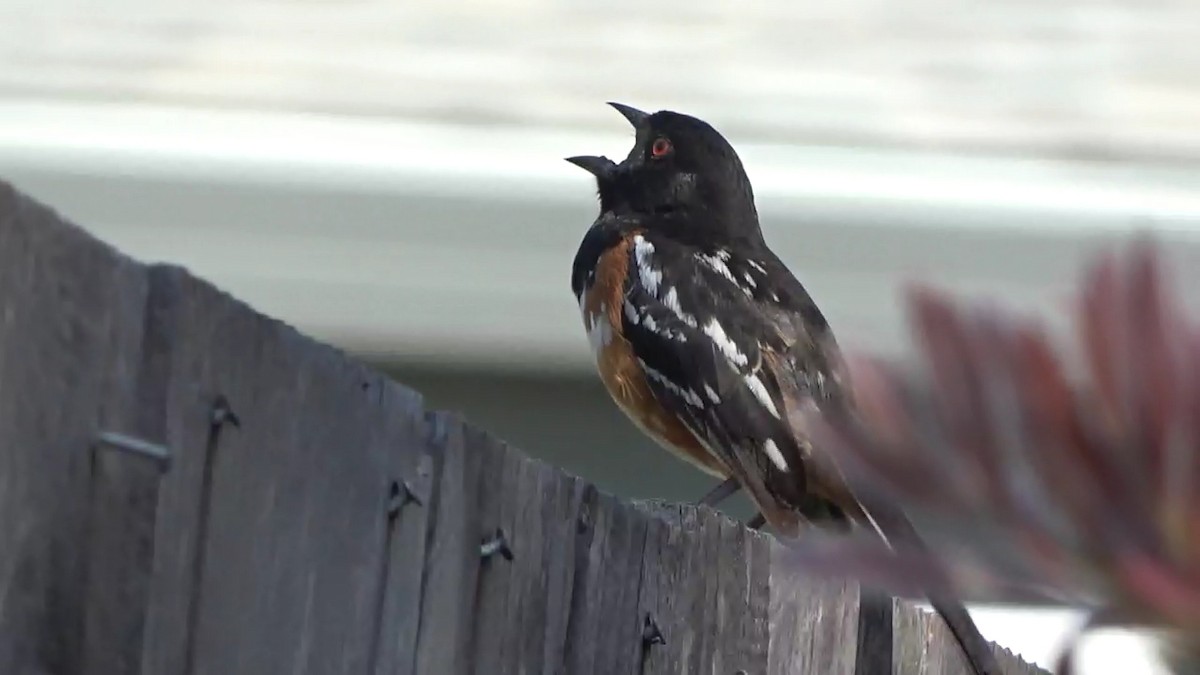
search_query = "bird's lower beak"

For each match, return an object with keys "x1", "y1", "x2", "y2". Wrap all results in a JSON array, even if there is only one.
[
  {"x1": 564, "y1": 155, "x2": 617, "y2": 178},
  {"x1": 607, "y1": 101, "x2": 649, "y2": 128}
]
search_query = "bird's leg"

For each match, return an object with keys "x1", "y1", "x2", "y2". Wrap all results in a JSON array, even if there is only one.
[
  {"x1": 696, "y1": 476, "x2": 741, "y2": 506},
  {"x1": 695, "y1": 478, "x2": 766, "y2": 530},
  {"x1": 696, "y1": 473, "x2": 768, "y2": 530}
]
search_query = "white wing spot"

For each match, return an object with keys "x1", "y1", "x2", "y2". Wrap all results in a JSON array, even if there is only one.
[
  {"x1": 662, "y1": 287, "x2": 698, "y2": 327},
  {"x1": 631, "y1": 305, "x2": 688, "y2": 342},
  {"x1": 744, "y1": 374, "x2": 782, "y2": 419},
  {"x1": 703, "y1": 318, "x2": 749, "y2": 367},
  {"x1": 642, "y1": 268, "x2": 662, "y2": 295},
  {"x1": 697, "y1": 253, "x2": 736, "y2": 284},
  {"x1": 704, "y1": 383, "x2": 721, "y2": 404},
  {"x1": 648, "y1": 314, "x2": 688, "y2": 342},
  {"x1": 697, "y1": 252, "x2": 753, "y2": 297},
  {"x1": 633, "y1": 235, "x2": 662, "y2": 295},
  {"x1": 639, "y1": 359, "x2": 703, "y2": 407},
  {"x1": 762, "y1": 439, "x2": 789, "y2": 472},
  {"x1": 743, "y1": 272, "x2": 757, "y2": 289},
  {"x1": 623, "y1": 299, "x2": 640, "y2": 325},
  {"x1": 748, "y1": 260, "x2": 766, "y2": 274}
]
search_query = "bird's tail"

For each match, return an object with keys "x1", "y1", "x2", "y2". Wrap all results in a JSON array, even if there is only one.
[
  {"x1": 854, "y1": 491, "x2": 1002, "y2": 675},
  {"x1": 774, "y1": 368, "x2": 1001, "y2": 674},
  {"x1": 929, "y1": 596, "x2": 1003, "y2": 675}
]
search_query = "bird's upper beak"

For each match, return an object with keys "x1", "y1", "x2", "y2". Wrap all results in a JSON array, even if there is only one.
[
  {"x1": 607, "y1": 101, "x2": 649, "y2": 128},
  {"x1": 565, "y1": 103, "x2": 650, "y2": 178},
  {"x1": 564, "y1": 154, "x2": 617, "y2": 179}
]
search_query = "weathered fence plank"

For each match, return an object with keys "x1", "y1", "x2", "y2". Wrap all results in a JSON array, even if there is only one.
[
  {"x1": 595, "y1": 496, "x2": 649, "y2": 674},
  {"x1": 767, "y1": 544, "x2": 862, "y2": 675},
  {"x1": 0, "y1": 180, "x2": 1050, "y2": 675},
  {"x1": 143, "y1": 269, "x2": 413, "y2": 674},
  {"x1": 137, "y1": 266, "x2": 201, "y2": 675},
  {"x1": 892, "y1": 601, "x2": 1041, "y2": 675},
  {"x1": 534, "y1": 466, "x2": 587, "y2": 674},
  {"x1": 81, "y1": 440, "x2": 168, "y2": 675},
  {"x1": 412, "y1": 412, "x2": 485, "y2": 675},
  {"x1": 712, "y1": 517, "x2": 763, "y2": 673},
  {"x1": 560, "y1": 490, "x2": 646, "y2": 674},
  {"x1": 369, "y1": 393, "x2": 435, "y2": 675},
  {"x1": 78, "y1": 226, "x2": 162, "y2": 675},
  {"x1": 0, "y1": 183, "x2": 154, "y2": 674},
  {"x1": 470, "y1": 430, "x2": 519, "y2": 675},
  {"x1": 856, "y1": 591, "x2": 895, "y2": 675},
  {"x1": 639, "y1": 505, "x2": 728, "y2": 673}
]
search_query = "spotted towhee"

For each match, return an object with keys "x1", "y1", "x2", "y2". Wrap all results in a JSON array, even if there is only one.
[{"x1": 567, "y1": 103, "x2": 1001, "y2": 675}]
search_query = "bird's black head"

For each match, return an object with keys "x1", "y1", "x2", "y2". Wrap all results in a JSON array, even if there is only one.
[{"x1": 566, "y1": 102, "x2": 760, "y2": 241}]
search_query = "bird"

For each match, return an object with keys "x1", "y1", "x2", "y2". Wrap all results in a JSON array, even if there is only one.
[{"x1": 566, "y1": 102, "x2": 1001, "y2": 675}]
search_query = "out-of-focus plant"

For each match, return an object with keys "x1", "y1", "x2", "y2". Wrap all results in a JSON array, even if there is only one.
[{"x1": 784, "y1": 239, "x2": 1200, "y2": 673}]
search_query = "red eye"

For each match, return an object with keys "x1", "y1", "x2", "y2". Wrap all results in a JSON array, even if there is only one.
[{"x1": 650, "y1": 137, "x2": 672, "y2": 158}]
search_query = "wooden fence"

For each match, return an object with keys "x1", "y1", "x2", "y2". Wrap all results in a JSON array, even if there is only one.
[{"x1": 0, "y1": 181, "x2": 1046, "y2": 674}]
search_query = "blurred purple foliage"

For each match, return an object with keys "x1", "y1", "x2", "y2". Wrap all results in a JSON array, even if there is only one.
[{"x1": 784, "y1": 238, "x2": 1200, "y2": 672}]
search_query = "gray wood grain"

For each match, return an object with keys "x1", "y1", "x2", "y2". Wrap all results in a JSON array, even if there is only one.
[
  {"x1": 992, "y1": 642, "x2": 1047, "y2": 675},
  {"x1": 133, "y1": 267, "x2": 412, "y2": 674},
  {"x1": 137, "y1": 266, "x2": 208, "y2": 675},
  {"x1": 81, "y1": 444, "x2": 166, "y2": 675},
  {"x1": 76, "y1": 195, "x2": 162, "y2": 675},
  {"x1": 559, "y1": 483, "x2": 602, "y2": 673},
  {"x1": 634, "y1": 502, "x2": 689, "y2": 674},
  {"x1": 535, "y1": 465, "x2": 587, "y2": 675},
  {"x1": 855, "y1": 590, "x2": 894, "y2": 675},
  {"x1": 413, "y1": 411, "x2": 485, "y2": 675},
  {"x1": 0, "y1": 181, "x2": 152, "y2": 675},
  {"x1": 744, "y1": 517, "x2": 773, "y2": 672},
  {"x1": 767, "y1": 538, "x2": 861, "y2": 675},
  {"x1": 461, "y1": 436, "x2": 591, "y2": 675},
  {"x1": 892, "y1": 601, "x2": 1050, "y2": 675},
  {"x1": 490, "y1": 456, "x2": 574, "y2": 675},
  {"x1": 468, "y1": 426, "x2": 518, "y2": 675},
  {"x1": 681, "y1": 507, "x2": 717, "y2": 673},
  {"x1": 559, "y1": 490, "x2": 646, "y2": 675},
  {"x1": 634, "y1": 504, "x2": 774, "y2": 675},
  {"x1": 713, "y1": 516, "x2": 770, "y2": 674},
  {"x1": 893, "y1": 600, "x2": 942, "y2": 675},
  {"x1": 595, "y1": 495, "x2": 648, "y2": 675},
  {"x1": 369, "y1": 377, "x2": 435, "y2": 675}
]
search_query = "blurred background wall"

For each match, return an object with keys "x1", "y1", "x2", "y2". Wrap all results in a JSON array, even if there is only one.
[{"x1": 3, "y1": 1, "x2": 1200, "y2": 671}]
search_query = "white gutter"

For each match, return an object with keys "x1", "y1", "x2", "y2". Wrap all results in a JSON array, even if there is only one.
[{"x1": 2, "y1": 99, "x2": 1200, "y2": 374}]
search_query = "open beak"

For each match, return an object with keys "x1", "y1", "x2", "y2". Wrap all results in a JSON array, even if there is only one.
[
  {"x1": 564, "y1": 155, "x2": 617, "y2": 178},
  {"x1": 566, "y1": 103, "x2": 649, "y2": 177},
  {"x1": 607, "y1": 101, "x2": 649, "y2": 128}
]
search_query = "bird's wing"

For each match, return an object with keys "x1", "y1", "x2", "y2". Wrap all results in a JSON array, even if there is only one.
[
  {"x1": 619, "y1": 232, "x2": 847, "y2": 526},
  {"x1": 746, "y1": 250, "x2": 867, "y2": 521},
  {"x1": 626, "y1": 238, "x2": 1001, "y2": 675}
]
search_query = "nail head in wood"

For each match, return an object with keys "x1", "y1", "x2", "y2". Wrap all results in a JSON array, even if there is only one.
[
  {"x1": 641, "y1": 614, "x2": 665, "y2": 648},
  {"x1": 386, "y1": 479, "x2": 422, "y2": 519},
  {"x1": 94, "y1": 431, "x2": 172, "y2": 471},
  {"x1": 479, "y1": 527, "x2": 513, "y2": 561},
  {"x1": 209, "y1": 394, "x2": 240, "y2": 429}
]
